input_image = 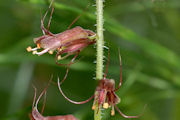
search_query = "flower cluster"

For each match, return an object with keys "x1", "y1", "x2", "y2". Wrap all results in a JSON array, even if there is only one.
[{"x1": 28, "y1": 0, "x2": 145, "y2": 119}]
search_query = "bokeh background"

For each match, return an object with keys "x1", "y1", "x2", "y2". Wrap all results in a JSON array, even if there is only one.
[{"x1": 0, "y1": 0, "x2": 180, "y2": 120}]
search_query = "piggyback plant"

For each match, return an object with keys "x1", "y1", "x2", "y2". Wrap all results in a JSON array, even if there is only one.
[{"x1": 28, "y1": 0, "x2": 145, "y2": 119}]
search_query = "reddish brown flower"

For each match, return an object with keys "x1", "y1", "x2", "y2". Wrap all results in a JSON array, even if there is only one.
[
  {"x1": 26, "y1": 0, "x2": 96, "y2": 66},
  {"x1": 58, "y1": 50, "x2": 146, "y2": 118},
  {"x1": 27, "y1": 26, "x2": 95, "y2": 56}
]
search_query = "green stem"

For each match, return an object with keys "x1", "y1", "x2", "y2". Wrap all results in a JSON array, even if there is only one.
[{"x1": 95, "y1": 0, "x2": 104, "y2": 120}]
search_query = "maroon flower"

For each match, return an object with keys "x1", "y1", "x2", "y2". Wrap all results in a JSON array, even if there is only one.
[
  {"x1": 26, "y1": 0, "x2": 96, "y2": 66},
  {"x1": 58, "y1": 50, "x2": 146, "y2": 118}
]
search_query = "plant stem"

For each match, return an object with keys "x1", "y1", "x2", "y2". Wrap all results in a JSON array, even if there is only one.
[
  {"x1": 96, "y1": 0, "x2": 104, "y2": 79},
  {"x1": 95, "y1": 0, "x2": 104, "y2": 120}
]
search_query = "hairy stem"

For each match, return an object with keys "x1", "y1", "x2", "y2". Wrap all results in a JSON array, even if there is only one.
[
  {"x1": 95, "y1": 0, "x2": 104, "y2": 120},
  {"x1": 96, "y1": 0, "x2": 104, "y2": 80}
]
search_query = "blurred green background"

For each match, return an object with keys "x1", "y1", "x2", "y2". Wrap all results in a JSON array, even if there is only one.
[{"x1": 0, "y1": 0, "x2": 180, "y2": 120}]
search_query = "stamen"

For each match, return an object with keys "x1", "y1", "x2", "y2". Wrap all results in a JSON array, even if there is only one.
[
  {"x1": 31, "y1": 47, "x2": 39, "y2": 51},
  {"x1": 32, "y1": 51, "x2": 37, "y2": 55},
  {"x1": 111, "y1": 107, "x2": 115, "y2": 116},
  {"x1": 37, "y1": 44, "x2": 41, "y2": 49},
  {"x1": 27, "y1": 46, "x2": 39, "y2": 52},
  {"x1": 26, "y1": 46, "x2": 32, "y2": 52},
  {"x1": 57, "y1": 55, "x2": 61, "y2": 60},
  {"x1": 36, "y1": 49, "x2": 49, "y2": 56},
  {"x1": 92, "y1": 105, "x2": 96, "y2": 110},
  {"x1": 103, "y1": 103, "x2": 109, "y2": 109},
  {"x1": 57, "y1": 47, "x2": 64, "y2": 52},
  {"x1": 48, "y1": 50, "x2": 54, "y2": 54}
]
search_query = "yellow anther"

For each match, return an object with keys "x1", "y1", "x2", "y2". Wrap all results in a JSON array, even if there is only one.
[
  {"x1": 57, "y1": 47, "x2": 64, "y2": 52},
  {"x1": 103, "y1": 103, "x2": 109, "y2": 109},
  {"x1": 111, "y1": 109, "x2": 115, "y2": 116},
  {"x1": 37, "y1": 44, "x2": 41, "y2": 49},
  {"x1": 32, "y1": 51, "x2": 37, "y2": 55},
  {"x1": 57, "y1": 55, "x2": 61, "y2": 60},
  {"x1": 48, "y1": 50, "x2": 53, "y2": 54},
  {"x1": 26, "y1": 46, "x2": 32, "y2": 52},
  {"x1": 92, "y1": 105, "x2": 96, "y2": 110}
]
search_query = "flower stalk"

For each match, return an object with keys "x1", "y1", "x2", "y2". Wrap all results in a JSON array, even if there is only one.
[{"x1": 95, "y1": 0, "x2": 104, "y2": 119}]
